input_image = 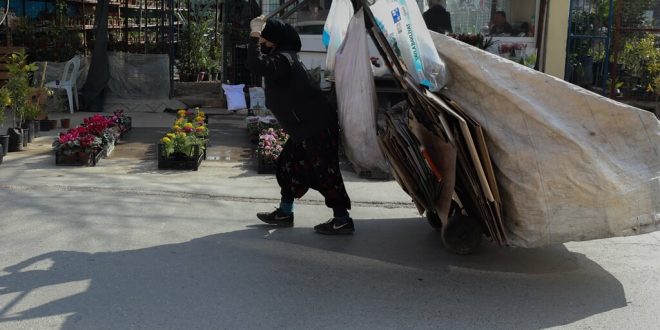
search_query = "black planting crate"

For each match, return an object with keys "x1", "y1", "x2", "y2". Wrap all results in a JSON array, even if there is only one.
[
  {"x1": 55, "y1": 147, "x2": 105, "y2": 166},
  {"x1": 157, "y1": 143, "x2": 205, "y2": 171}
]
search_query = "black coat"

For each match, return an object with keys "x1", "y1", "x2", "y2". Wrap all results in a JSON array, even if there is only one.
[{"x1": 246, "y1": 37, "x2": 336, "y2": 141}]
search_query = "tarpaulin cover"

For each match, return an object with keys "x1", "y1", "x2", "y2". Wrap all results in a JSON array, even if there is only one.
[{"x1": 430, "y1": 32, "x2": 660, "y2": 248}]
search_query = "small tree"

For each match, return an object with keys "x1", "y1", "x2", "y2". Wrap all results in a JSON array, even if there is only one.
[
  {"x1": 6, "y1": 50, "x2": 38, "y2": 127},
  {"x1": 0, "y1": 88, "x2": 10, "y2": 129}
]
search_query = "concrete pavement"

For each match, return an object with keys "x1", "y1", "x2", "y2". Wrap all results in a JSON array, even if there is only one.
[{"x1": 0, "y1": 110, "x2": 659, "y2": 329}]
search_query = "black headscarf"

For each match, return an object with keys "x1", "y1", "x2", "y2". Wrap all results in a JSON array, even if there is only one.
[{"x1": 260, "y1": 18, "x2": 302, "y2": 52}]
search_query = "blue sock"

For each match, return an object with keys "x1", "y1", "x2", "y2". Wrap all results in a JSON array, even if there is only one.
[{"x1": 279, "y1": 202, "x2": 294, "y2": 214}]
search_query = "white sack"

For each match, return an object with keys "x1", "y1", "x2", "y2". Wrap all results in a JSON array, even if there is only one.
[
  {"x1": 430, "y1": 32, "x2": 660, "y2": 247},
  {"x1": 323, "y1": 0, "x2": 354, "y2": 74},
  {"x1": 249, "y1": 87, "x2": 266, "y2": 109},
  {"x1": 222, "y1": 84, "x2": 247, "y2": 111},
  {"x1": 370, "y1": 0, "x2": 448, "y2": 91},
  {"x1": 335, "y1": 10, "x2": 390, "y2": 175}
]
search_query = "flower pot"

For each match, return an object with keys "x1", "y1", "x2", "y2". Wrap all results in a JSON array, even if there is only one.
[
  {"x1": 39, "y1": 120, "x2": 48, "y2": 131},
  {"x1": 55, "y1": 148, "x2": 104, "y2": 166},
  {"x1": 0, "y1": 134, "x2": 9, "y2": 155},
  {"x1": 7, "y1": 128, "x2": 24, "y2": 152},
  {"x1": 24, "y1": 120, "x2": 35, "y2": 143},
  {"x1": 61, "y1": 118, "x2": 71, "y2": 129},
  {"x1": 22, "y1": 129, "x2": 28, "y2": 147},
  {"x1": 33, "y1": 120, "x2": 40, "y2": 137}
]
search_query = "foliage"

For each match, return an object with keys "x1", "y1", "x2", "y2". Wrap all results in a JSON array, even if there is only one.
[
  {"x1": 23, "y1": 101, "x2": 42, "y2": 122},
  {"x1": 258, "y1": 128, "x2": 288, "y2": 162},
  {"x1": 6, "y1": 50, "x2": 38, "y2": 127},
  {"x1": 13, "y1": 22, "x2": 83, "y2": 62},
  {"x1": 618, "y1": 0, "x2": 655, "y2": 28},
  {"x1": 208, "y1": 41, "x2": 222, "y2": 74},
  {"x1": 52, "y1": 111, "x2": 130, "y2": 155},
  {"x1": 450, "y1": 33, "x2": 495, "y2": 50},
  {"x1": 0, "y1": 88, "x2": 10, "y2": 127},
  {"x1": 620, "y1": 33, "x2": 659, "y2": 95},
  {"x1": 160, "y1": 108, "x2": 208, "y2": 158},
  {"x1": 178, "y1": 19, "x2": 213, "y2": 79},
  {"x1": 52, "y1": 126, "x2": 104, "y2": 155}
]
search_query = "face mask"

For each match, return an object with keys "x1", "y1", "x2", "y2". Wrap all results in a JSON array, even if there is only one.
[{"x1": 260, "y1": 44, "x2": 273, "y2": 55}]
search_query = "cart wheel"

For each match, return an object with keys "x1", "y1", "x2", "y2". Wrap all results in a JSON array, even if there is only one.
[
  {"x1": 441, "y1": 215, "x2": 482, "y2": 255},
  {"x1": 426, "y1": 201, "x2": 460, "y2": 230},
  {"x1": 426, "y1": 211, "x2": 442, "y2": 229}
]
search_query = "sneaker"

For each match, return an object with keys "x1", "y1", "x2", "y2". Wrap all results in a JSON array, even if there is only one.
[
  {"x1": 257, "y1": 208, "x2": 294, "y2": 227},
  {"x1": 314, "y1": 217, "x2": 355, "y2": 235}
]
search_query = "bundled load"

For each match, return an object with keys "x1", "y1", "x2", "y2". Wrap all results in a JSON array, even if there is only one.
[{"x1": 429, "y1": 32, "x2": 660, "y2": 248}]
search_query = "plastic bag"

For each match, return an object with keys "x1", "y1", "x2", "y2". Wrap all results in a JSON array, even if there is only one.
[
  {"x1": 335, "y1": 10, "x2": 390, "y2": 175},
  {"x1": 222, "y1": 84, "x2": 247, "y2": 111},
  {"x1": 323, "y1": 0, "x2": 354, "y2": 74},
  {"x1": 249, "y1": 87, "x2": 266, "y2": 109},
  {"x1": 370, "y1": 0, "x2": 448, "y2": 91}
]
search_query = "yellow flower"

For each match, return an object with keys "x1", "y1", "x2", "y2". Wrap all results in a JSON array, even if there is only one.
[
  {"x1": 177, "y1": 109, "x2": 187, "y2": 116},
  {"x1": 183, "y1": 123, "x2": 194, "y2": 129},
  {"x1": 161, "y1": 137, "x2": 172, "y2": 144},
  {"x1": 172, "y1": 125, "x2": 180, "y2": 131},
  {"x1": 177, "y1": 132, "x2": 187, "y2": 137},
  {"x1": 194, "y1": 116, "x2": 204, "y2": 123},
  {"x1": 166, "y1": 133, "x2": 176, "y2": 139}
]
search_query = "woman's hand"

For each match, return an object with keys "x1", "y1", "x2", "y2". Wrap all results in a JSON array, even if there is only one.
[{"x1": 250, "y1": 15, "x2": 267, "y2": 36}]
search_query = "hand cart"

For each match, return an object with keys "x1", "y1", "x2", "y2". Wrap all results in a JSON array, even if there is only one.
[{"x1": 354, "y1": 0, "x2": 509, "y2": 254}]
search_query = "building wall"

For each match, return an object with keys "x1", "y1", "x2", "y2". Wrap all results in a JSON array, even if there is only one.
[{"x1": 543, "y1": 0, "x2": 569, "y2": 79}]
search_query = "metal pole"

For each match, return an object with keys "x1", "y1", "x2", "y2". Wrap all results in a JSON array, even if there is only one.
[
  {"x1": 221, "y1": 0, "x2": 228, "y2": 83},
  {"x1": 564, "y1": 0, "x2": 574, "y2": 81},
  {"x1": 169, "y1": 0, "x2": 175, "y2": 97},
  {"x1": 601, "y1": 0, "x2": 614, "y2": 96},
  {"x1": 609, "y1": 0, "x2": 622, "y2": 98}
]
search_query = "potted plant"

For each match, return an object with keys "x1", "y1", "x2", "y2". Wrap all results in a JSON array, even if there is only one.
[
  {"x1": 257, "y1": 128, "x2": 288, "y2": 174},
  {"x1": 22, "y1": 102, "x2": 41, "y2": 143},
  {"x1": 5, "y1": 50, "x2": 38, "y2": 151},
  {"x1": 52, "y1": 126, "x2": 104, "y2": 166},
  {"x1": 0, "y1": 87, "x2": 10, "y2": 156},
  {"x1": 158, "y1": 109, "x2": 208, "y2": 170},
  {"x1": 208, "y1": 42, "x2": 222, "y2": 81},
  {"x1": 207, "y1": 60, "x2": 220, "y2": 82}
]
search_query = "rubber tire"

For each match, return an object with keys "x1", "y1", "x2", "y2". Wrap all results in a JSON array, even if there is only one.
[{"x1": 441, "y1": 215, "x2": 483, "y2": 255}]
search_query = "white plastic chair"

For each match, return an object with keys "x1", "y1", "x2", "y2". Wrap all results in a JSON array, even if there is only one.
[{"x1": 45, "y1": 56, "x2": 81, "y2": 114}]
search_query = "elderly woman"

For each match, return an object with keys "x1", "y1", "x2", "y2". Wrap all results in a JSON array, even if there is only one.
[{"x1": 246, "y1": 16, "x2": 354, "y2": 235}]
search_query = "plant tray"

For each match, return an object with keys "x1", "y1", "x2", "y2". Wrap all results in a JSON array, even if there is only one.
[
  {"x1": 55, "y1": 148, "x2": 105, "y2": 167},
  {"x1": 103, "y1": 141, "x2": 116, "y2": 158},
  {"x1": 121, "y1": 116, "x2": 133, "y2": 137},
  {"x1": 106, "y1": 115, "x2": 133, "y2": 138},
  {"x1": 157, "y1": 143, "x2": 204, "y2": 171},
  {"x1": 257, "y1": 151, "x2": 277, "y2": 174}
]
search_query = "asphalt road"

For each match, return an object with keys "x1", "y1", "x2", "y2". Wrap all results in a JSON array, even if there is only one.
[{"x1": 0, "y1": 112, "x2": 658, "y2": 329}]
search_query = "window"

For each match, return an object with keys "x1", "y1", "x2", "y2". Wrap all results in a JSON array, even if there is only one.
[{"x1": 445, "y1": 0, "x2": 539, "y2": 37}]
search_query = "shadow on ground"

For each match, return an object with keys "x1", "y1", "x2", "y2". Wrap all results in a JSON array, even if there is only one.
[{"x1": 0, "y1": 218, "x2": 626, "y2": 329}]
